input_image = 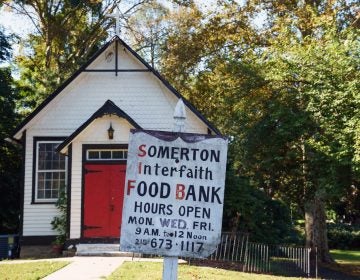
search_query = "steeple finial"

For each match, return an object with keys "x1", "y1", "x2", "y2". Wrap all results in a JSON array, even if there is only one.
[{"x1": 106, "y1": 5, "x2": 122, "y2": 36}]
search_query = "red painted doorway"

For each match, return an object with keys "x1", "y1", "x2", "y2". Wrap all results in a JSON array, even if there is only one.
[{"x1": 83, "y1": 164, "x2": 126, "y2": 238}]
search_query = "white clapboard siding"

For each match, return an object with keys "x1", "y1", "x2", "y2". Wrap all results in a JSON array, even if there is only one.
[
  {"x1": 23, "y1": 130, "x2": 60, "y2": 236},
  {"x1": 20, "y1": 41, "x2": 207, "y2": 136},
  {"x1": 31, "y1": 72, "x2": 206, "y2": 134},
  {"x1": 69, "y1": 117, "x2": 133, "y2": 239},
  {"x1": 20, "y1": 39, "x2": 210, "y2": 237}
]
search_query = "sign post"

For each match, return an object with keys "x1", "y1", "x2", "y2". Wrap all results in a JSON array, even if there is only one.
[
  {"x1": 120, "y1": 100, "x2": 228, "y2": 279},
  {"x1": 162, "y1": 99, "x2": 186, "y2": 280}
]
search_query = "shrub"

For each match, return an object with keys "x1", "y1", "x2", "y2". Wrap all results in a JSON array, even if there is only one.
[
  {"x1": 50, "y1": 188, "x2": 67, "y2": 245},
  {"x1": 327, "y1": 223, "x2": 360, "y2": 249}
]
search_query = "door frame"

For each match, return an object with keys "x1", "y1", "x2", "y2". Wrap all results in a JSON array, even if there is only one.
[{"x1": 80, "y1": 144, "x2": 128, "y2": 241}]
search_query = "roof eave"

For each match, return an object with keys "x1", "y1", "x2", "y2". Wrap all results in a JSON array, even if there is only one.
[
  {"x1": 12, "y1": 36, "x2": 222, "y2": 139},
  {"x1": 12, "y1": 37, "x2": 117, "y2": 140},
  {"x1": 57, "y1": 99, "x2": 141, "y2": 154}
]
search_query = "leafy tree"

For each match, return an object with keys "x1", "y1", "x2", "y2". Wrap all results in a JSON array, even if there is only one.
[
  {"x1": 224, "y1": 164, "x2": 297, "y2": 244},
  {"x1": 9, "y1": 0, "x2": 114, "y2": 112},
  {"x1": 5, "y1": 0, "x2": 195, "y2": 113},
  {"x1": 158, "y1": 1, "x2": 360, "y2": 262},
  {"x1": 261, "y1": 24, "x2": 359, "y2": 261},
  {"x1": 5, "y1": 0, "x2": 157, "y2": 113},
  {"x1": 0, "y1": 28, "x2": 21, "y2": 233},
  {"x1": 159, "y1": 2, "x2": 259, "y2": 95},
  {"x1": 125, "y1": 1, "x2": 170, "y2": 67}
]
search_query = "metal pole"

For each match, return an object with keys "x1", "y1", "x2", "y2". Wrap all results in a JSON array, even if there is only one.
[
  {"x1": 315, "y1": 247, "x2": 318, "y2": 279},
  {"x1": 162, "y1": 99, "x2": 186, "y2": 280},
  {"x1": 162, "y1": 257, "x2": 178, "y2": 280},
  {"x1": 265, "y1": 244, "x2": 268, "y2": 272},
  {"x1": 223, "y1": 234, "x2": 228, "y2": 260},
  {"x1": 232, "y1": 234, "x2": 236, "y2": 261},
  {"x1": 243, "y1": 241, "x2": 248, "y2": 272},
  {"x1": 307, "y1": 248, "x2": 310, "y2": 278}
]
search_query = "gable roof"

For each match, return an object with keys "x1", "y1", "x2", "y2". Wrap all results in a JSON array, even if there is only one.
[
  {"x1": 12, "y1": 36, "x2": 221, "y2": 139},
  {"x1": 57, "y1": 100, "x2": 141, "y2": 154}
]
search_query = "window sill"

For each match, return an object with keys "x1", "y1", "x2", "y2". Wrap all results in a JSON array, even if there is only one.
[{"x1": 31, "y1": 201, "x2": 57, "y2": 205}]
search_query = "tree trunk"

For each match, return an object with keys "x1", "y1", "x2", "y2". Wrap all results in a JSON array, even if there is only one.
[{"x1": 305, "y1": 193, "x2": 334, "y2": 264}]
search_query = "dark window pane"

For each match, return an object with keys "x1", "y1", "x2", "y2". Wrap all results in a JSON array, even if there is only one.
[
  {"x1": 45, "y1": 180, "x2": 52, "y2": 188},
  {"x1": 38, "y1": 191, "x2": 44, "y2": 199},
  {"x1": 39, "y1": 151, "x2": 46, "y2": 160},
  {"x1": 45, "y1": 190, "x2": 51, "y2": 198},
  {"x1": 113, "y1": 151, "x2": 123, "y2": 159},
  {"x1": 52, "y1": 190, "x2": 58, "y2": 198},
  {"x1": 101, "y1": 151, "x2": 111, "y2": 159},
  {"x1": 53, "y1": 161, "x2": 59, "y2": 169},
  {"x1": 38, "y1": 172, "x2": 44, "y2": 181},
  {"x1": 53, "y1": 154, "x2": 59, "y2": 162},
  {"x1": 59, "y1": 159, "x2": 65, "y2": 169},
  {"x1": 39, "y1": 143, "x2": 46, "y2": 152},
  {"x1": 38, "y1": 161, "x2": 45, "y2": 170},
  {"x1": 88, "y1": 151, "x2": 99, "y2": 159},
  {"x1": 44, "y1": 151, "x2": 51, "y2": 161},
  {"x1": 38, "y1": 180, "x2": 45, "y2": 189}
]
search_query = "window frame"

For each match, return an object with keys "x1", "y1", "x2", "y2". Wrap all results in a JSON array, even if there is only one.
[
  {"x1": 32, "y1": 137, "x2": 67, "y2": 204},
  {"x1": 86, "y1": 149, "x2": 128, "y2": 161},
  {"x1": 82, "y1": 144, "x2": 128, "y2": 165}
]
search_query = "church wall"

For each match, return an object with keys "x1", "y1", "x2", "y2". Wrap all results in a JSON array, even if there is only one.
[{"x1": 19, "y1": 40, "x2": 210, "y2": 241}]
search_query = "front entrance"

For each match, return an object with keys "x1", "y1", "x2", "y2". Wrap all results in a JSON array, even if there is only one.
[{"x1": 83, "y1": 163, "x2": 126, "y2": 238}]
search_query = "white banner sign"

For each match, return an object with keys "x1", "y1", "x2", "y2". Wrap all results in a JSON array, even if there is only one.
[{"x1": 120, "y1": 129, "x2": 228, "y2": 258}]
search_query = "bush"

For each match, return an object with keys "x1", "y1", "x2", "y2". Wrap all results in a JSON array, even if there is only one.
[
  {"x1": 50, "y1": 188, "x2": 67, "y2": 245},
  {"x1": 327, "y1": 223, "x2": 360, "y2": 249},
  {"x1": 223, "y1": 167, "x2": 301, "y2": 244}
]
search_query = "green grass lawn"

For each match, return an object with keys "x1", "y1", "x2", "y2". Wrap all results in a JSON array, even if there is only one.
[
  {"x1": 330, "y1": 249, "x2": 360, "y2": 264},
  {"x1": 107, "y1": 261, "x2": 309, "y2": 280},
  {"x1": 327, "y1": 249, "x2": 360, "y2": 277},
  {"x1": 0, "y1": 261, "x2": 69, "y2": 280}
]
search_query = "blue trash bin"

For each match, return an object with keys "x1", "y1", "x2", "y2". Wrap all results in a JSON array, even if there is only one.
[
  {"x1": 0, "y1": 235, "x2": 7, "y2": 259},
  {"x1": 0, "y1": 235, "x2": 19, "y2": 259}
]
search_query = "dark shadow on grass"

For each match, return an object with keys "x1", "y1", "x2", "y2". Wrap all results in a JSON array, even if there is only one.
[{"x1": 185, "y1": 259, "x2": 243, "y2": 272}]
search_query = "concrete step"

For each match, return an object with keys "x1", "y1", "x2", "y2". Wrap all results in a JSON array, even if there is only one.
[{"x1": 75, "y1": 244, "x2": 140, "y2": 257}]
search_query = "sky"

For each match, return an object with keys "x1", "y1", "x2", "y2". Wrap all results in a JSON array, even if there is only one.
[
  {"x1": 0, "y1": 0, "x2": 219, "y2": 66},
  {"x1": 0, "y1": 0, "x2": 258, "y2": 69},
  {"x1": 0, "y1": 5, "x2": 35, "y2": 36},
  {"x1": 0, "y1": 0, "x2": 220, "y2": 37}
]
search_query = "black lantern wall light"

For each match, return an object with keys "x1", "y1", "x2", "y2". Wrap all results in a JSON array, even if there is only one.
[{"x1": 108, "y1": 123, "x2": 114, "y2": 139}]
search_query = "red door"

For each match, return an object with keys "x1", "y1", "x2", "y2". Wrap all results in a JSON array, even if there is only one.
[{"x1": 83, "y1": 164, "x2": 126, "y2": 238}]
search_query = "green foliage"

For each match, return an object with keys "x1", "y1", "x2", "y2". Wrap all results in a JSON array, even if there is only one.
[
  {"x1": 223, "y1": 166, "x2": 299, "y2": 244},
  {"x1": 4, "y1": 0, "x2": 359, "y2": 257},
  {"x1": 327, "y1": 223, "x2": 360, "y2": 250},
  {"x1": 11, "y1": 0, "x2": 138, "y2": 113},
  {"x1": 0, "y1": 28, "x2": 11, "y2": 61},
  {"x1": 0, "y1": 29, "x2": 21, "y2": 234},
  {"x1": 157, "y1": 0, "x2": 359, "y2": 260},
  {"x1": 50, "y1": 188, "x2": 67, "y2": 245}
]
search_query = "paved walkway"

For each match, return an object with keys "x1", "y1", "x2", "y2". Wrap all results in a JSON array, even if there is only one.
[{"x1": 43, "y1": 256, "x2": 131, "y2": 280}]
